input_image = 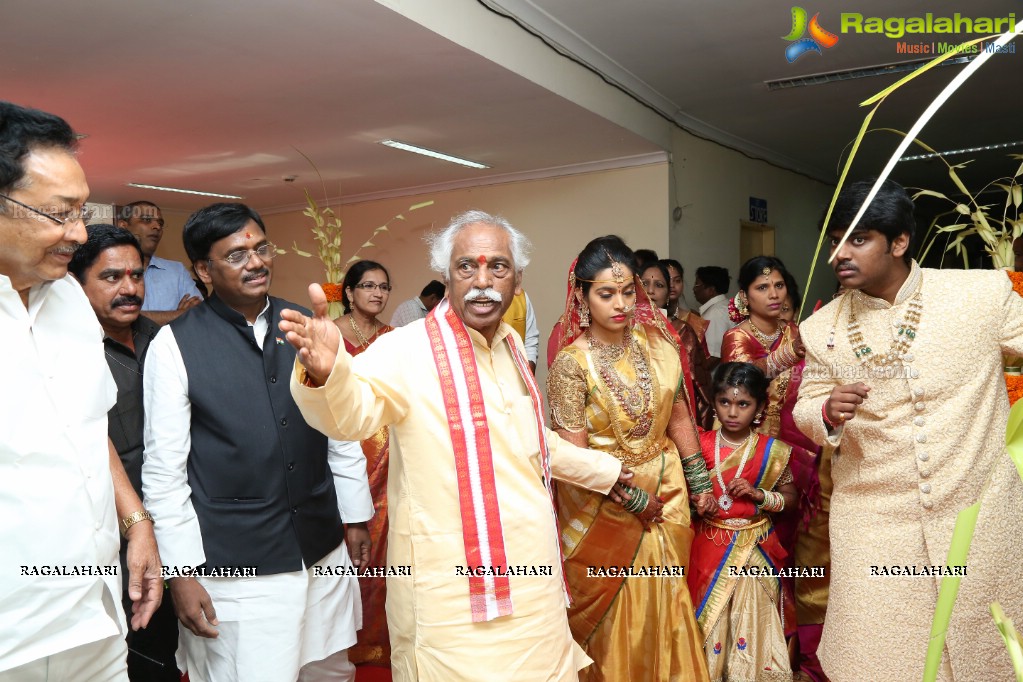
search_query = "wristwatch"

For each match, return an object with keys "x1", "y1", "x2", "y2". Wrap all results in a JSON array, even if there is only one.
[{"x1": 121, "y1": 509, "x2": 153, "y2": 535}]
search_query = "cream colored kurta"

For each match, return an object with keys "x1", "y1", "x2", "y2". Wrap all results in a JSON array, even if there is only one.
[
  {"x1": 794, "y1": 263, "x2": 1023, "y2": 682},
  {"x1": 292, "y1": 318, "x2": 622, "y2": 681}
]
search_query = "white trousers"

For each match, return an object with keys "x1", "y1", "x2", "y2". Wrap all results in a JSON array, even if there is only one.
[{"x1": 0, "y1": 634, "x2": 127, "y2": 682}]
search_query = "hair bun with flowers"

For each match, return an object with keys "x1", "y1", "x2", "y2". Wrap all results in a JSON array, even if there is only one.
[{"x1": 728, "y1": 291, "x2": 749, "y2": 323}]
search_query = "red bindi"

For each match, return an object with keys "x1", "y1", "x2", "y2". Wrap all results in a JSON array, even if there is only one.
[
  {"x1": 126, "y1": 268, "x2": 133, "y2": 276},
  {"x1": 245, "y1": 232, "x2": 252, "y2": 239},
  {"x1": 476, "y1": 255, "x2": 488, "y2": 265}
]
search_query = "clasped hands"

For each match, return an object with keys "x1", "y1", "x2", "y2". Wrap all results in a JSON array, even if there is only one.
[{"x1": 610, "y1": 467, "x2": 719, "y2": 530}]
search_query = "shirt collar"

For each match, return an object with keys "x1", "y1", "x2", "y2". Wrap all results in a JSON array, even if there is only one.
[
  {"x1": 852, "y1": 260, "x2": 922, "y2": 311},
  {"x1": 699, "y1": 293, "x2": 727, "y2": 315}
]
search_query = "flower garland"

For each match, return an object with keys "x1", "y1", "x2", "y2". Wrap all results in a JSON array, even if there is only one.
[{"x1": 322, "y1": 283, "x2": 345, "y2": 303}]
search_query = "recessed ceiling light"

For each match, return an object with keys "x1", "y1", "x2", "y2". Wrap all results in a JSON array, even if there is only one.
[
  {"x1": 379, "y1": 140, "x2": 489, "y2": 169},
  {"x1": 126, "y1": 183, "x2": 243, "y2": 199},
  {"x1": 898, "y1": 139, "x2": 1023, "y2": 162}
]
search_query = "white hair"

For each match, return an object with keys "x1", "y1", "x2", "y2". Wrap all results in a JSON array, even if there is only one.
[{"x1": 425, "y1": 210, "x2": 531, "y2": 279}]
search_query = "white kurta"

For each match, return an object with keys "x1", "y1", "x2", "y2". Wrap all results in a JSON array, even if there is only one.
[
  {"x1": 292, "y1": 320, "x2": 622, "y2": 681},
  {"x1": 794, "y1": 264, "x2": 1023, "y2": 682}
]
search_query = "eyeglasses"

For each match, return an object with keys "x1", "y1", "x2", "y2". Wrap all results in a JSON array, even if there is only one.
[
  {"x1": 0, "y1": 193, "x2": 94, "y2": 227},
  {"x1": 211, "y1": 243, "x2": 278, "y2": 267},
  {"x1": 353, "y1": 282, "x2": 392, "y2": 292}
]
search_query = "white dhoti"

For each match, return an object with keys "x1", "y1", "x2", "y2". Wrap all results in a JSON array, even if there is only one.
[{"x1": 179, "y1": 541, "x2": 359, "y2": 682}]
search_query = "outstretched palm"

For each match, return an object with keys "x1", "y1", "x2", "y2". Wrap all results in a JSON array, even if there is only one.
[{"x1": 279, "y1": 283, "x2": 342, "y2": 385}]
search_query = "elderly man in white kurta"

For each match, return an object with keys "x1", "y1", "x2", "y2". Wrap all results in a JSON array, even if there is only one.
[
  {"x1": 283, "y1": 210, "x2": 630, "y2": 681},
  {"x1": 794, "y1": 179, "x2": 1023, "y2": 682}
]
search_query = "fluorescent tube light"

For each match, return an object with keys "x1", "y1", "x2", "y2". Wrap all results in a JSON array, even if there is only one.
[
  {"x1": 379, "y1": 140, "x2": 489, "y2": 169},
  {"x1": 898, "y1": 140, "x2": 1023, "y2": 162},
  {"x1": 126, "y1": 183, "x2": 244, "y2": 199}
]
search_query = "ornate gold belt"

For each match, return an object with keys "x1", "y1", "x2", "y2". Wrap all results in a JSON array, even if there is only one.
[{"x1": 703, "y1": 515, "x2": 771, "y2": 547}]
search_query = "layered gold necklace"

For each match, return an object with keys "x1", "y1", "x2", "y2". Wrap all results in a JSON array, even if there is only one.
[
  {"x1": 847, "y1": 276, "x2": 923, "y2": 367},
  {"x1": 748, "y1": 318, "x2": 781, "y2": 347},
  {"x1": 348, "y1": 314, "x2": 379, "y2": 348},
  {"x1": 587, "y1": 329, "x2": 659, "y2": 452}
]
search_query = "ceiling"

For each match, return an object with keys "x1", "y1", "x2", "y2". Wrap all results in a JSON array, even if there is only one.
[{"x1": 3, "y1": 0, "x2": 1020, "y2": 213}]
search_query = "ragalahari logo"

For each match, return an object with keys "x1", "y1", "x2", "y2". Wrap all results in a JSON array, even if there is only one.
[{"x1": 783, "y1": 7, "x2": 839, "y2": 62}]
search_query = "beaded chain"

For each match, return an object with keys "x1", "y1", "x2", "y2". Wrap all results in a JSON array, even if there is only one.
[
  {"x1": 748, "y1": 319, "x2": 781, "y2": 347},
  {"x1": 587, "y1": 329, "x2": 661, "y2": 455},
  {"x1": 847, "y1": 287, "x2": 923, "y2": 367}
]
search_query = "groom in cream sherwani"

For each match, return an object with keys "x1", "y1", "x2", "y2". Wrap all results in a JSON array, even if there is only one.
[{"x1": 794, "y1": 178, "x2": 1023, "y2": 682}]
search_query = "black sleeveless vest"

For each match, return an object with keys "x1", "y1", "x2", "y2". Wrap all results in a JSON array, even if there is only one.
[{"x1": 170, "y1": 295, "x2": 344, "y2": 574}]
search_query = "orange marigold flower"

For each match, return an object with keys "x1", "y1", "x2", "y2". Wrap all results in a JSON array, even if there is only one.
[
  {"x1": 1006, "y1": 374, "x2": 1023, "y2": 406},
  {"x1": 1007, "y1": 270, "x2": 1023, "y2": 299},
  {"x1": 322, "y1": 282, "x2": 345, "y2": 302}
]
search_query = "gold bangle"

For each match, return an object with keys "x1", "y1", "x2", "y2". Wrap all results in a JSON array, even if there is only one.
[{"x1": 121, "y1": 509, "x2": 153, "y2": 535}]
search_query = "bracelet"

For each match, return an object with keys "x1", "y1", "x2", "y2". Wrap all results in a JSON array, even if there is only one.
[
  {"x1": 755, "y1": 489, "x2": 785, "y2": 513},
  {"x1": 121, "y1": 509, "x2": 153, "y2": 535},
  {"x1": 822, "y1": 401, "x2": 836, "y2": 429},
  {"x1": 620, "y1": 486, "x2": 650, "y2": 514},
  {"x1": 681, "y1": 452, "x2": 713, "y2": 495}
]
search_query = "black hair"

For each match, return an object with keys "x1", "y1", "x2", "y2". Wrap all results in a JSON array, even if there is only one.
[
  {"x1": 638, "y1": 259, "x2": 671, "y2": 284},
  {"x1": 824, "y1": 178, "x2": 915, "y2": 264},
  {"x1": 781, "y1": 269, "x2": 802, "y2": 311},
  {"x1": 633, "y1": 248, "x2": 659, "y2": 273},
  {"x1": 68, "y1": 224, "x2": 144, "y2": 281},
  {"x1": 573, "y1": 235, "x2": 639, "y2": 296},
  {"x1": 420, "y1": 279, "x2": 445, "y2": 299},
  {"x1": 182, "y1": 203, "x2": 267, "y2": 262},
  {"x1": 695, "y1": 266, "x2": 729, "y2": 295},
  {"x1": 0, "y1": 101, "x2": 77, "y2": 198},
  {"x1": 342, "y1": 259, "x2": 390, "y2": 314},
  {"x1": 737, "y1": 256, "x2": 789, "y2": 293},
  {"x1": 711, "y1": 361, "x2": 770, "y2": 406},
  {"x1": 118, "y1": 200, "x2": 160, "y2": 221},
  {"x1": 660, "y1": 258, "x2": 684, "y2": 279}
]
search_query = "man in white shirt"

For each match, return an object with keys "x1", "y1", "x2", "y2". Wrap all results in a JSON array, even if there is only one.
[
  {"x1": 0, "y1": 101, "x2": 162, "y2": 681},
  {"x1": 693, "y1": 265, "x2": 734, "y2": 359},
  {"x1": 389, "y1": 279, "x2": 444, "y2": 326},
  {"x1": 117, "y1": 201, "x2": 202, "y2": 325}
]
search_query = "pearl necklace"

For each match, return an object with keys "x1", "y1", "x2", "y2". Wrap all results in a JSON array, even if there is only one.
[
  {"x1": 847, "y1": 284, "x2": 923, "y2": 367},
  {"x1": 714, "y1": 430, "x2": 755, "y2": 512}
]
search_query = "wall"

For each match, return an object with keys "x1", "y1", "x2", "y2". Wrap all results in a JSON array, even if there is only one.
[
  {"x1": 159, "y1": 161, "x2": 669, "y2": 387},
  {"x1": 668, "y1": 129, "x2": 836, "y2": 318}
]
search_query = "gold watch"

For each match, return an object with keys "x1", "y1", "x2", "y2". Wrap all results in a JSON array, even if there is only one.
[{"x1": 121, "y1": 509, "x2": 153, "y2": 535}]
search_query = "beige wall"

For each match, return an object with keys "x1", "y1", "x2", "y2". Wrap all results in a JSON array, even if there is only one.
[
  {"x1": 668, "y1": 129, "x2": 836, "y2": 317},
  {"x1": 158, "y1": 161, "x2": 669, "y2": 385}
]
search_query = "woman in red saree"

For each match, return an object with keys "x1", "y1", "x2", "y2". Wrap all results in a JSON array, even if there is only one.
[
  {"x1": 548, "y1": 236, "x2": 714, "y2": 682},
  {"x1": 334, "y1": 260, "x2": 395, "y2": 670},
  {"x1": 689, "y1": 362, "x2": 797, "y2": 681},
  {"x1": 721, "y1": 256, "x2": 827, "y2": 681}
]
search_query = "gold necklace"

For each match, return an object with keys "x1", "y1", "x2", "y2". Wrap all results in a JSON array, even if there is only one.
[
  {"x1": 348, "y1": 314, "x2": 378, "y2": 348},
  {"x1": 748, "y1": 318, "x2": 781, "y2": 347},
  {"x1": 587, "y1": 329, "x2": 660, "y2": 453},
  {"x1": 847, "y1": 281, "x2": 923, "y2": 366}
]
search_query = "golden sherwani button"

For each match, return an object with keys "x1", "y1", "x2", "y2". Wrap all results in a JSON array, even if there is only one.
[
  {"x1": 918, "y1": 452, "x2": 929, "y2": 461},
  {"x1": 920, "y1": 469, "x2": 931, "y2": 478},
  {"x1": 915, "y1": 402, "x2": 926, "y2": 411},
  {"x1": 922, "y1": 499, "x2": 933, "y2": 509},
  {"x1": 916, "y1": 433, "x2": 927, "y2": 443},
  {"x1": 913, "y1": 417, "x2": 925, "y2": 427},
  {"x1": 913, "y1": 387, "x2": 924, "y2": 397},
  {"x1": 920, "y1": 483, "x2": 931, "y2": 494}
]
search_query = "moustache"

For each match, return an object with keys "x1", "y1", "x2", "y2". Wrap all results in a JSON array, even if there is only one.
[
  {"x1": 464, "y1": 287, "x2": 502, "y2": 303},
  {"x1": 111, "y1": 295, "x2": 143, "y2": 309},
  {"x1": 243, "y1": 269, "x2": 270, "y2": 283},
  {"x1": 834, "y1": 260, "x2": 857, "y2": 271},
  {"x1": 50, "y1": 244, "x2": 80, "y2": 256}
]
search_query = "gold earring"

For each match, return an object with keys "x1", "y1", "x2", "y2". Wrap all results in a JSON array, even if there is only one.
[{"x1": 580, "y1": 305, "x2": 590, "y2": 327}]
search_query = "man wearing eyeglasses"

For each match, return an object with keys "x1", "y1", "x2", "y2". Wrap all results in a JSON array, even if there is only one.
[
  {"x1": 141, "y1": 202, "x2": 371, "y2": 681},
  {"x1": 0, "y1": 101, "x2": 162, "y2": 680},
  {"x1": 117, "y1": 200, "x2": 202, "y2": 326}
]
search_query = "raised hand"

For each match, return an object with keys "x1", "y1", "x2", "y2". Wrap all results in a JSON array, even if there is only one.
[{"x1": 279, "y1": 283, "x2": 341, "y2": 386}]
